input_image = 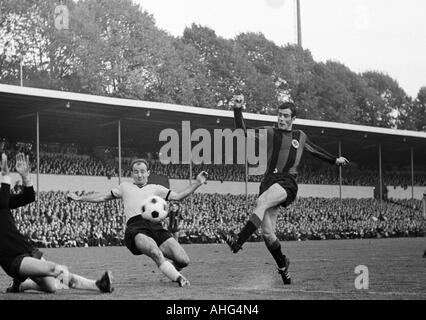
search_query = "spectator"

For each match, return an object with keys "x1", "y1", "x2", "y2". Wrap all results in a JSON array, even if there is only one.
[{"x1": 11, "y1": 191, "x2": 425, "y2": 248}]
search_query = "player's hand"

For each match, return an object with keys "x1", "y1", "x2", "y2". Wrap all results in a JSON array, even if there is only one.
[
  {"x1": 66, "y1": 192, "x2": 81, "y2": 201},
  {"x1": 230, "y1": 95, "x2": 245, "y2": 110},
  {"x1": 15, "y1": 153, "x2": 30, "y2": 177},
  {"x1": 196, "y1": 171, "x2": 208, "y2": 185},
  {"x1": 1, "y1": 153, "x2": 9, "y2": 176},
  {"x1": 336, "y1": 157, "x2": 349, "y2": 166}
]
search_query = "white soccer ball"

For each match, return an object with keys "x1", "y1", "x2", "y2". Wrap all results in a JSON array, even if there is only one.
[{"x1": 141, "y1": 195, "x2": 169, "y2": 222}]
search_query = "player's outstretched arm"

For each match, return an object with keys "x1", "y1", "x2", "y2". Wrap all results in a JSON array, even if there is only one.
[
  {"x1": 305, "y1": 137, "x2": 349, "y2": 167},
  {"x1": 67, "y1": 191, "x2": 114, "y2": 203},
  {"x1": 168, "y1": 171, "x2": 208, "y2": 201}
]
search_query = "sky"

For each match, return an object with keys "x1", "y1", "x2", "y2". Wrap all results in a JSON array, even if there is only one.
[{"x1": 134, "y1": 0, "x2": 426, "y2": 98}]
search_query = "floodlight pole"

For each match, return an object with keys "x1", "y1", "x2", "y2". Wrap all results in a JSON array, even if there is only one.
[
  {"x1": 245, "y1": 132, "x2": 248, "y2": 213},
  {"x1": 118, "y1": 120, "x2": 122, "y2": 185},
  {"x1": 379, "y1": 144, "x2": 383, "y2": 213},
  {"x1": 20, "y1": 55, "x2": 23, "y2": 87},
  {"x1": 338, "y1": 139, "x2": 342, "y2": 213},
  {"x1": 410, "y1": 146, "x2": 414, "y2": 202},
  {"x1": 187, "y1": 123, "x2": 193, "y2": 211},
  {"x1": 36, "y1": 112, "x2": 40, "y2": 216},
  {"x1": 296, "y1": 0, "x2": 302, "y2": 47}
]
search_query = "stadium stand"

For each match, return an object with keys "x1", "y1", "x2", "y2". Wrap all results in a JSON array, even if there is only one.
[
  {"x1": 2, "y1": 142, "x2": 426, "y2": 187},
  {"x1": 11, "y1": 191, "x2": 425, "y2": 248}
]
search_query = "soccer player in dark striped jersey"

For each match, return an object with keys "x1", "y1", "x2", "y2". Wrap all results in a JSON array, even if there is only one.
[{"x1": 220, "y1": 95, "x2": 349, "y2": 285}]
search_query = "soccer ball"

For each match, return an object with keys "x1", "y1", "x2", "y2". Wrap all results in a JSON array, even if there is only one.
[{"x1": 141, "y1": 195, "x2": 169, "y2": 222}]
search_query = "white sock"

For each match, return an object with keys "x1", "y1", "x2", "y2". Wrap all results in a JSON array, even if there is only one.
[
  {"x1": 20, "y1": 278, "x2": 68, "y2": 292},
  {"x1": 68, "y1": 273, "x2": 98, "y2": 291},
  {"x1": 159, "y1": 261, "x2": 181, "y2": 282}
]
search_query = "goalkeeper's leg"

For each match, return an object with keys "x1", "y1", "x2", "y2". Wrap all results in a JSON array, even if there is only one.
[{"x1": 9, "y1": 257, "x2": 112, "y2": 293}]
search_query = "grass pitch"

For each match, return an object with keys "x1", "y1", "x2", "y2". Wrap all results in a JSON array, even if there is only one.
[{"x1": 0, "y1": 238, "x2": 425, "y2": 300}]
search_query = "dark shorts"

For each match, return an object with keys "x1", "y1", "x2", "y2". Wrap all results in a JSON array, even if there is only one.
[
  {"x1": 124, "y1": 215, "x2": 173, "y2": 255},
  {"x1": 1, "y1": 248, "x2": 44, "y2": 282},
  {"x1": 259, "y1": 173, "x2": 298, "y2": 208}
]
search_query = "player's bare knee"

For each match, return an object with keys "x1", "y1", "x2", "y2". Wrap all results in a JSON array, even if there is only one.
[
  {"x1": 147, "y1": 247, "x2": 165, "y2": 266},
  {"x1": 256, "y1": 197, "x2": 273, "y2": 212},
  {"x1": 45, "y1": 285, "x2": 57, "y2": 293},
  {"x1": 42, "y1": 279, "x2": 58, "y2": 293},
  {"x1": 50, "y1": 263, "x2": 61, "y2": 276},
  {"x1": 262, "y1": 233, "x2": 276, "y2": 246},
  {"x1": 177, "y1": 255, "x2": 190, "y2": 268},
  {"x1": 255, "y1": 197, "x2": 266, "y2": 208}
]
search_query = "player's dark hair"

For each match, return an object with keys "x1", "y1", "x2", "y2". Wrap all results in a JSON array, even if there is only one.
[
  {"x1": 278, "y1": 102, "x2": 297, "y2": 117},
  {"x1": 130, "y1": 158, "x2": 149, "y2": 171}
]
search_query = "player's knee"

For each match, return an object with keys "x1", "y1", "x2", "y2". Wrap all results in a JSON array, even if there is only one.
[
  {"x1": 147, "y1": 247, "x2": 165, "y2": 265},
  {"x1": 42, "y1": 279, "x2": 59, "y2": 293},
  {"x1": 52, "y1": 264, "x2": 67, "y2": 276},
  {"x1": 262, "y1": 233, "x2": 276, "y2": 246},
  {"x1": 255, "y1": 197, "x2": 265, "y2": 208},
  {"x1": 176, "y1": 255, "x2": 190, "y2": 269},
  {"x1": 49, "y1": 263, "x2": 61, "y2": 276},
  {"x1": 46, "y1": 285, "x2": 58, "y2": 293},
  {"x1": 255, "y1": 197, "x2": 271, "y2": 211}
]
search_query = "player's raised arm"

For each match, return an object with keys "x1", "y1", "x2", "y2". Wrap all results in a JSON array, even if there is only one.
[
  {"x1": 67, "y1": 191, "x2": 115, "y2": 203},
  {"x1": 167, "y1": 171, "x2": 208, "y2": 201},
  {"x1": 232, "y1": 94, "x2": 247, "y2": 131},
  {"x1": 231, "y1": 94, "x2": 268, "y2": 142},
  {"x1": 0, "y1": 153, "x2": 11, "y2": 208},
  {"x1": 9, "y1": 153, "x2": 35, "y2": 209}
]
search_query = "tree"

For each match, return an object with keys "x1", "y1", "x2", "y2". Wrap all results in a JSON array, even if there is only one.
[
  {"x1": 182, "y1": 24, "x2": 265, "y2": 109},
  {"x1": 276, "y1": 45, "x2": 318, "y2": 119},
  {"x1": 69, "y1": 0, "x2": 174, "y2": 97},
  {"x1": 397, "y1": 87, "x2": 426, "y2": 131},
  {"x1": 310, "y1": 62, "x2": 357, "y2": 123},
  {"x1": 235, "y1": 33, "x2": 292, "y2": 114},
  {"x1": 361, "y1": 71, "x2": 410, "y2": 128},
  {"x1": 0, "y1": 0, "x2": 79, "y2": 90}
]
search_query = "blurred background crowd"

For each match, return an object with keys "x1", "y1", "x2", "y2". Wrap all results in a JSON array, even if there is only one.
[
  {"x1": 2, "y1": 140, "x2": 425, "y2": 187},
  {"x1": 11, "y1": 191, "x2": 425, "y2": 248}
]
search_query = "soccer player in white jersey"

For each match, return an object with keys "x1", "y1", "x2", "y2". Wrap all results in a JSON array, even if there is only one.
[{"x1": 67, "y1": 159, "x2": 208, "y2": 287}]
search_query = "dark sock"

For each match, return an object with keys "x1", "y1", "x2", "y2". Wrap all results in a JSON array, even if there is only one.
[
  {"x1": 237, "y1": 214, "x2": 262, "y2": 245},
  {"x1": 266, "y1": 239, "x2": 287, "y2": 269}
]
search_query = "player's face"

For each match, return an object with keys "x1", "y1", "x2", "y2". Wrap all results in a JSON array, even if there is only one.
[
  {"x1": 132, "y1": 162, "x2": 150, "y2": 186},
  {"x1": 277, "y1": 108, "x2": 295, "y2": 130}
]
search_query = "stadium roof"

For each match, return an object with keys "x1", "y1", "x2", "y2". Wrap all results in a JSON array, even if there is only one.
[{"x1": 1, "y1": 83, "x2": 425, "y2": 168}]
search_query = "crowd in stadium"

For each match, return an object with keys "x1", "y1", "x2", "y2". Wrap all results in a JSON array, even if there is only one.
[
  {"x1": 2, "y1": 143, "x2": 426, "y2": 187},
  {"x1": 11, "y1": 191, "x2": 425, "y2": 248},
  {"x1": 3, "y1": 139, "x2": 425, "y2": 247}
]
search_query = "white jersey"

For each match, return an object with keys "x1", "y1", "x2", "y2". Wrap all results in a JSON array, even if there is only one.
[{"x1": 111, "y1": 182, "x2": 170, "y2": 222}]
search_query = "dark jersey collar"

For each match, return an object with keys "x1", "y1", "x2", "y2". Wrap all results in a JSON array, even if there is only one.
[{"x1": 133, "y1": 183, "x2": 148, "y2": 189}]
